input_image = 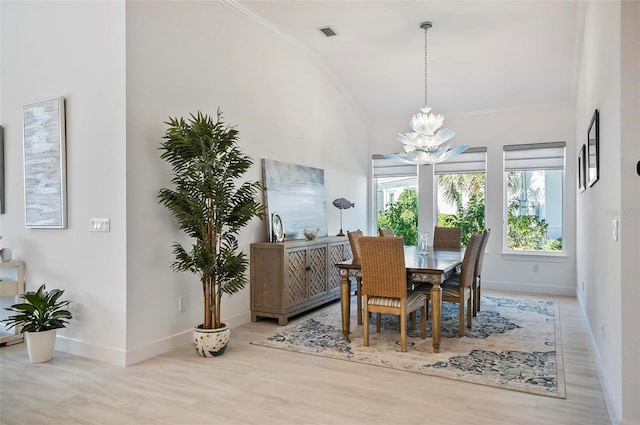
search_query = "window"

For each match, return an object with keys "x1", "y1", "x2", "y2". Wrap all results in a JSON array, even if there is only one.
[
  {"x1": 434, "y1": 147, "x2": 487, "y2": 246},
  {"x1": 503, "y1": 142, "x2": 565, "y2": 252},
  {"x1": 372, "y1": 155, "x2": 417, "y2": 245}
]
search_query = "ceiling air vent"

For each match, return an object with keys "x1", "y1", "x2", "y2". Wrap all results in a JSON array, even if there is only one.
[{"x1": 318, "y1": 26, "x2": 338, "y2": 37}]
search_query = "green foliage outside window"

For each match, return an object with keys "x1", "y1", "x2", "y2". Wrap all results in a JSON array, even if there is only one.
[
  {"x1": 437, "y1": 193, "x2": 485, "y2": 246},
  {"x1": 377, "y1": 187, "x2": 418, "y2": 246},
  {"x1": 507, "y1": 200, "x2": 562, "y2": 251},
  {"x1": 375, "y1": 173, "x2": 562, "y2": 251}
]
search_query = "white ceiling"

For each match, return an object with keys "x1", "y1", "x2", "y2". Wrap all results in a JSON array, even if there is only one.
[{"x1": 239, "y1": 0, "x2": 584, "y2": 122}]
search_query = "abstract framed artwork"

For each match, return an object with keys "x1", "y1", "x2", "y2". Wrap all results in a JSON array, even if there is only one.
[
  {"x1": 578, "y1": 144, "x2": 586, "y2": 192},
  {"x1": 262, "y1": 159, "x2": 327, "y2": 241},
  {"x1": 23, "y1": 97, "x2": 67, "y2": 228},
  {"x1": 587, "y1": 109, "x2": 599, "y2": 187}
]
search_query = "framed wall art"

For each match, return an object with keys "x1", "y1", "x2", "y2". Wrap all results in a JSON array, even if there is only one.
[
  {"x1": 23, "y1": 97, "x2": 67, "y2": 228},
  {"x1": 578, "y1": 144, "x2": 586, "y2": 192},
  {"x1": 587, "y1": 109, "x2": 599, "y2": 187},
  {"x1": 262, "y1": 159, "x2": 327, "y2": 241}
]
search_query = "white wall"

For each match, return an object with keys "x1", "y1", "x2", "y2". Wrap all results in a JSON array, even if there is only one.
[
  {"x1": 576, "y1": 1, "x2": 640, "y2": 423},
  {"x1": 371, "y1": 104, "x2": 577, "y2": 296},
  {"x1": 619, "y1": 1, "x2": 640, "y2": 422},
  {"x1": 124, "y1": 1, "x2": 369, "y2": 363},
  {"x1": 575, "y1": 1, "x2": 623, "y2": 421},
  {"x1": 0, "y1": 1, "x2": 128, "y2": 363}
]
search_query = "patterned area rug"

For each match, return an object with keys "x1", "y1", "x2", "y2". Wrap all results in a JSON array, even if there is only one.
[{"x1": 251, "y1": 295, "x2": 566, "y2": 398}]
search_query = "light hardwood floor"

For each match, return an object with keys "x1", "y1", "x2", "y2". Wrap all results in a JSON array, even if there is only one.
[{"x1": 0, "y1": 291, "x2": 611, "y2": 425}]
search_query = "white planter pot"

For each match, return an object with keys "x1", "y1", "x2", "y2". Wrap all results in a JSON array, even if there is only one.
[
  {"x1": 193, "y1": 324, "x2": 230, "y2": 357},
  {"x1": 25, "y1": 329, "x2": 57, "y2": 363}
]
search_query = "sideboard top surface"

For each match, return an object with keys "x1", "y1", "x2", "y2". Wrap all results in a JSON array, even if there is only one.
[{"x1": 251, "y1": 236, "x2": 347, "y2": 249}]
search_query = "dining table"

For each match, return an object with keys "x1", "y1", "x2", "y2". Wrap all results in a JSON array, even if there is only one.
[{"x1": 335, "y1": 245, "x2": 464, "y2": 353}]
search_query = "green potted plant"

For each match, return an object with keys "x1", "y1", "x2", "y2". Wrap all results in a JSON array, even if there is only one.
[
  {"x1": 158, "y1": 110, "x2": 264, "y2": 357},
  {"x1": 2, "y1": 284, "x2": 73, "y2": 363}
]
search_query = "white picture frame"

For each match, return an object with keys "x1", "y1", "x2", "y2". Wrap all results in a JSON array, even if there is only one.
[{"x1": 23, "y1": 97, "x2": 67, "y2": 228}]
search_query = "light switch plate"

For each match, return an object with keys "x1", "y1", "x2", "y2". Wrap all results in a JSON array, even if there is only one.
[{"x1": 90, "y1": 218, "x2": 110, "y2": 232}]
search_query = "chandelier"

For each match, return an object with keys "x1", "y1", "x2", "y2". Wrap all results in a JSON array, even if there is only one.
[{"x1": 387, "y1": 21, "x2": 468, "y2": 165}]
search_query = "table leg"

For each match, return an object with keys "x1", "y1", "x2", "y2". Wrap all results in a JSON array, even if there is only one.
[
  {"x1": 430, "y1": 283, "x2": 442, "y2": 353},
  {"x1": 356, "y1": 276, "x2": 363, "y2": 326},
  {"x1": 339, "y1": 270, "x2": 352, "y2": 341}
]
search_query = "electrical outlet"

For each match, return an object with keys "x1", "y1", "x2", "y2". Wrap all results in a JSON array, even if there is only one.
[
  {"x1": 178, "y1": 296, "x2": 188, "y2": 312},
  {"x1": 533, "y1": 264, "x2": 539, "y2": 272},
  {"x1": 612, "y1": 220, "x2": 618, "y2": 241},
  {"x1": 90, "y1": 218, "x2": 110, "y2": 232},
  {"x1": 581, "y1": 281, "x2": 585, "y2": 291}
]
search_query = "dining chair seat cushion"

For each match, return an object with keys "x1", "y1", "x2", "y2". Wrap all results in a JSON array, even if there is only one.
[
  {"x1": 413, "y1": 283, "x2": 470, "y2": 299},
  {"x1": 442, "y1": 285, "x2": 471, "y2": 298},
  {"x1": 368, "y1": 291, "x2": 426, "y2": 310}
]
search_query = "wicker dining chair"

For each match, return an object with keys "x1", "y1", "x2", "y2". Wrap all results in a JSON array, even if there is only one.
[
  {"x1": 432, "y1": 226, "x2": 462, "y2": 249},
  {"x1": 472, "y1": 229, "x2": 491, "y2": 316},
  {"x1": 416, "y1": 232, "x2": 483, "y2": 337},
  {"x1": 347, "y1": 229, "x2": 363, "y2": 265},
  {"x1": 359, "y1": 236, "x2": 427, "y2": 352},
  {"x1": 347, "y1": 229, "x2": 364, "y2": 325},
  {"x1": 378, "y1": 227, "x2": 395, "y2": 237}
]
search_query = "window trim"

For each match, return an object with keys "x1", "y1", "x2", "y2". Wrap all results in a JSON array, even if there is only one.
[
  {"x1": 502, "y1": 142, "x2": 566, "y2": 255},
  {"x1": 371, "y1": 154, "x2": 418, "y2": 236}
]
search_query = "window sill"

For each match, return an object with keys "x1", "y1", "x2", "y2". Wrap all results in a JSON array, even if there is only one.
[{"x1": 501, "y1": 250, "x2": 568, "y2": 262}]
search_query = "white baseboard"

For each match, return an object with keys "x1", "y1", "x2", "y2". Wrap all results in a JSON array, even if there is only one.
[
  {"x1": 56, "y1": 335, "x2": 127, "y2": 366},
  {"x1": 577, "y1": 294, "x2": 622, "y2": 425},
  {"x1": 483, "y1": 279, "x2": 576, "y2": 297},
  {"x1": 55, "y1": 311, "x2": 253, "y2": 366},
  {"x1": 124, "y1": 329, "x2": 193, "y2": 366}
]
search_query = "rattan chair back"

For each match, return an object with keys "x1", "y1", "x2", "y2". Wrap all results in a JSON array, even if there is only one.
[
  {"x1": 458, "y1": 233, "x2": 483, "y2": 288},
  {"x1": 347, "y1": 229, "x2": 363, "y2": 265},
  {"x1": 359, "y1": 236, "x2": 406, "y2": 299},
  {"x1": 433, "y1": 226, "x2": 462, "y2": 249},
  {"x1": 475, "y1": 229, "x2": 491, "y2": 277},
  {"x1": 378, "y1": 227, "x2": 394, "y2": 237}
]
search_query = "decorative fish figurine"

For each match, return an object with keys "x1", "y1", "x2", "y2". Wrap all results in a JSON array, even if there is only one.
[{"x1": 332, "y1": 198, "x2": 355, "y2": 210}]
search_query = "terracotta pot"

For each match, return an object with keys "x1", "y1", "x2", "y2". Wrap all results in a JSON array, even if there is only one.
[
  {"x1": 193, "y1": 324, "x2": 230, "y2": 357},
  {"x1": 25, "y1": 329, "x2": 57, "y2": 363}
]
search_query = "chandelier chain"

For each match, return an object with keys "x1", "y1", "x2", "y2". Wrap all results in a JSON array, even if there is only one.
[{"x1": 424, "y1": 24, "x2": 428, "y2": 107}]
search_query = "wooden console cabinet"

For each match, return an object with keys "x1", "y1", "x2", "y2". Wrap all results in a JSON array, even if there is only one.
[
  {"x1": 250, "y1": 236, "x2": 352, "y2": 325},
  {"x1": 0, "y1": 261, "x2": 25, "y2": 345}
]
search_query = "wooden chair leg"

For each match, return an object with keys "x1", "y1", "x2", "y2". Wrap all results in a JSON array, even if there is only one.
[
  {"x1": 400, "y1": 313, "x2": 407, "y2": 352},
  {"x1": 472, "y1": 280, "x2": 477, "y2": 317},
  {"x1": 410, "y1": 311, "x2": 416, "y2": 330},
  {"x1": 356, "y1": 277, "x2": 363, "y2": 325},
  {"x1": 376, "y1": 313, "x2": 381, "y2": 333},
  {"x1": 459, "y1": 295, "x2": 465, "y2": 337},
  {"x1": 363, "y1": 299, "x2": 370, "y2": 346},
  {"x1": 476, "y1": 276, "x2": 482, "y2": 313},
  {"x1": 421, "y1": 302, "x2": 426, "y2": 339},
  {"x1": 467, "y1": 295, "x2": 472, "y2": 328}
]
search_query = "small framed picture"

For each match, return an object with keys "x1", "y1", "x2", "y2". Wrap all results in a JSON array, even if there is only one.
[
  {"x1": 578, "y1": 144, "x2": 586, "y2": 192},
  {"x1": 587, "y1": 109, "x2": 599, "y2": 187}
]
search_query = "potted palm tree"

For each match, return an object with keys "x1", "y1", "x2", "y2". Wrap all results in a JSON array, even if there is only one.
[
  {"x1": 2, "y1": 284, "x2": 73, "y2": 363},
  {"x1": 158, "y1": 110, "x2": 264, "y2": 357}
]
